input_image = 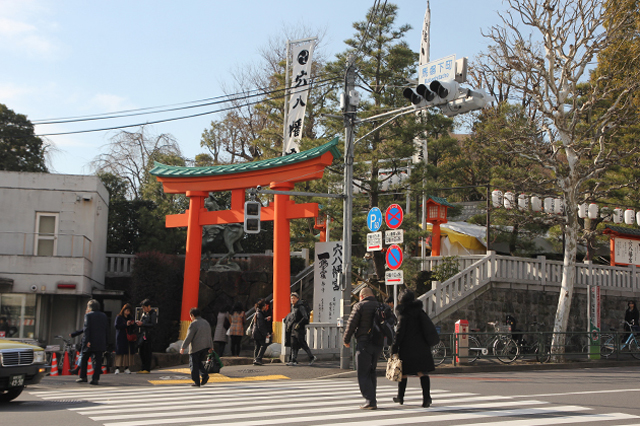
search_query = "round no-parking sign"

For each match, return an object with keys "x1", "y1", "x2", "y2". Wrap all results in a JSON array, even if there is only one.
[
  {"x1": 385, "y1": 244, "x2": 403, "y2": 270},
  {"x1": 385, "y1": 204, "x2": 403, "y2": 229}
]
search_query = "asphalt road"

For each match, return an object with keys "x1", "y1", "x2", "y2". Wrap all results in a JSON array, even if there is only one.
[{"x1": 4, "y1": 360, "x2": 640, "y2": 425}]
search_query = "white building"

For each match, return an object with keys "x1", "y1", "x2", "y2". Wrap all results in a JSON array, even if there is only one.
[{"x1": 0, "y1": 171, "x2": 109, "y2": 344}]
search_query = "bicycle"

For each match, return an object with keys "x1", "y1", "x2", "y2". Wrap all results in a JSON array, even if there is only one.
[
  {"x1": 432, "y1": 341, "x2": 447, "y2": 366},
  {"x1": 513, "y1": 322, "x2": 551, "y2": 363},
  {"x1": 45, "y1": 335, "x2": 78, "y2": 366},
  {"x1": 467, "y1": 321, "x2": 520, "y2": 364},
  {"x1": 600, "y1": 321, "x2": 640, "y2": 359}
]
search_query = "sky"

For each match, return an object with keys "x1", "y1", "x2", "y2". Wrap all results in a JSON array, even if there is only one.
[{"x1": 1, "y1": 0, "x2": 506, "y2": 175}]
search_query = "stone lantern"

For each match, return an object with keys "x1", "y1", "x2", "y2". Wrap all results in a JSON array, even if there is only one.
[{"x1": 426, "y1": 196, "x2": 455, "y2": 256}]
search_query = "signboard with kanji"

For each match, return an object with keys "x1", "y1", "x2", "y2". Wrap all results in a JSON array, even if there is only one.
[
  {"x1": 385, "y1": 244, "x2": 403, "y2": 270},
  {"x1": 313, "y1": 241, "x2": 343, "y2": 323},
  {"x1": 418, "y1": 54, "x2": 456, "y2": 85},
  {"x1": 367, "y1": 232, "x2": 383, "y2": 252},
  {"x1": 385, "y1": 229, "x2": 403, "y2": 245},
  {"x1": 385, "y1": 270, "x2": 404, "y2": 285},
  {"x1": 385, "y1": 204, "x2": 403, "y2": 229}
]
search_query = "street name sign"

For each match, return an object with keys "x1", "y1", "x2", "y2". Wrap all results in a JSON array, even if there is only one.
[{"x1": 419, "y1": 54, "x2": 456, "y2": 85}]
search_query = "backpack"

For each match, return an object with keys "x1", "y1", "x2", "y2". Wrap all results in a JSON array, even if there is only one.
[
  {"x1": 371, "y1": 303, "x2": 394, "y2": 345},
  {"x1": 297, "y1": 300, "x2": 311, "y2": 326}
]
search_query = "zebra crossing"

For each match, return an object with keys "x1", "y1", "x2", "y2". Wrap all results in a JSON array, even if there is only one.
[{"x1": 29, "y1": 379, "x2": 640, "y2": 426}]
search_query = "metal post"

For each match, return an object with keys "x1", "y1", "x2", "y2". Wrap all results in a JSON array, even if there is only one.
[{"x1": 340, "y1": 55, "x2": 357, "y2": 370}]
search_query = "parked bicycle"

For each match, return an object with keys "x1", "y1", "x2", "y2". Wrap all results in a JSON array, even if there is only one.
[
  {"x1": 431, "y1": 341, "x2": 447, "y2": 365},
  {"x1": 513, "y1": 321, "x2": 550, "y2": 363},
  {"x1": 600, "y1": 321, "x2": 640, "y2": 359},
  {"x1": 467, "y1": 321, "x2": 520, "y2": 364},
  {"x1": 44, "y1": 335, "x2": 77, "y2": 367}
]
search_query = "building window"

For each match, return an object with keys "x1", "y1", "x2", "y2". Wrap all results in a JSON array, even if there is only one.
[
  {"x1": 35, "y1": 213, "x2": 58, "y2": 256},
  {"x1": 0, "y1": 293, "x2": 36, "y2": 339}
]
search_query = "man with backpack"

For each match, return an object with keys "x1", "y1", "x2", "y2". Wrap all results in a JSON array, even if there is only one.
[
  {"x1": 286, "y1": 292, "x2": 317, "y2": 366},
  {"x1": 343, "y1": 287, "x2": 392, "y2": 410}
]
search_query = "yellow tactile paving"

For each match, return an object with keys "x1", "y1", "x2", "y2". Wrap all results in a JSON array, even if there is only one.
[{"x1": 149, "y1": 371, "x2": 290, "y2": 385}]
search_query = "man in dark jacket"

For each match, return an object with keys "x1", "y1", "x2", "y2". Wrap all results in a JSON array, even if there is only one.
[
  {"x1": 136, "y1": 299, "x2": 157, "y2": 373},
  {"x1": 343, "y1": 287, "x2": 383, "y2": 410},
  {"x1": 77, "y1": 299, "x2": 108, "y2": 385},
  {"x1": 286, "y1": 292, "x2": 317, "y2": 366}
]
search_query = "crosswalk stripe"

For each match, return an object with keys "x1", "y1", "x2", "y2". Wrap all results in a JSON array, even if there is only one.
[{"x1": 28, "y1": 379, "x2": 640, "y2": 426}]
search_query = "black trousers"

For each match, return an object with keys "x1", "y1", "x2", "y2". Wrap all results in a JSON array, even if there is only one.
[
  {"x1": 230, "y1": 335, "x2": 242, "y2": 356},
  {"x1": 291, "y1": 335, "x2": 313, "y2": 361},
  {"x1": 139, "y1": 341, "x2": 152, "y2": 371},
  {"x1": 189, "y1": 348, "x2": 209, "y2": 385},
  {"x1": 355, "y1": 336, "x2": 383, "y2": 406},
  {"x1": 79, "y1": 350, "x2": 103, "y2": 381},
  {"x1": 254, "y1": 337, "x2": 267, "y2": 361}
]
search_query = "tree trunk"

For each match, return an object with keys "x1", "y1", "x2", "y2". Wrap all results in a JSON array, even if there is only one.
[{"x1": 551, "y1": 177, "x2": 579, "y2": 361}]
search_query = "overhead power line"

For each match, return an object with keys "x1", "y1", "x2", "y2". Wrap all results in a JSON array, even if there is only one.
[
  {"x1": 33, "y1": 70, "x2": 342, "y2": 125},
  {"x1": 35, "y1": 78, "x2": 339, "y2": 137}
]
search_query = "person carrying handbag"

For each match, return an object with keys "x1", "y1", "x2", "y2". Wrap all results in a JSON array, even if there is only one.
[
  {"x1": 114, "y1": 303, "x2": 136, "y2": 374},
  {"x1": 180, "y1": 307, "x2": 214, "y2": 387},
  {"x1": 391, "y1": 289, "x2": 440, "y2": 408}
]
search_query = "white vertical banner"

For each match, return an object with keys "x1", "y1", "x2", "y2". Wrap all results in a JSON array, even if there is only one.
[
  {"x1": 313, "y1": 241, "x2": 343, "y2": 323},
  {"x1": 283, "y1": 41, "x2": 314, "y2": 155}
]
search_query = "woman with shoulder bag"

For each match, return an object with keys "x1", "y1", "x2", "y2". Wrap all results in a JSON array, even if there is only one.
[
  {"x1": 391, "y1": 290, "x2": 440, "y2": 408},
  {"x1": 114, "y1": 303, "x2": 136, "y2": 374}
]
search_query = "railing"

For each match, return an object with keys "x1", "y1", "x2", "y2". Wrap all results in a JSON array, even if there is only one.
[
  {"x1": 106, "y1": 254, "x2": 135, "y2": 277},
  {"x1": 106, "y1": 249, "x2": 311, "y2": 277},
  {"x1": 279, "y1": 321, "x2": 342, "y2": 357},
  {"x1": 419, "y1": 252, "x2": 640, "y2": 321},
  {"x1": 305, "y1": 322, "x2": 342, "y2": 354},
  {"x1": 0, "y1": 232, "x2": 92, "y2": 259}
]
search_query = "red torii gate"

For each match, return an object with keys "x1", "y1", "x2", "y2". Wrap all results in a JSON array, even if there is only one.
[{"x1": 150, "y1": 139, "x2": 340, "y2": 339}]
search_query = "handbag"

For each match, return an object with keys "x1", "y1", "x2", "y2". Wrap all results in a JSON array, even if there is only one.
[
  {"x1": 386, "y1": 354, "x2": 403, "y2": 382},
  {"x1": 126, "y1": 331, "x2": 137, "y2": 342},
  {"x1": 203, "y1": 351, "x2": 223, "y2": 374},
  {"x1": 245, "y1": 315, "x2": 255, "y2": 336}
]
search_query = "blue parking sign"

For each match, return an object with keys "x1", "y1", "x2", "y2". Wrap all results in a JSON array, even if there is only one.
[{"x1": 367, "y1": 207, "x2": 382, "y2": 232}]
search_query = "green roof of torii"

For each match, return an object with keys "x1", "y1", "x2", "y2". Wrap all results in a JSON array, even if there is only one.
[
  {"x1": 426, "y1": 195, "x2": 456, "y2": 207},
  {"x1": 150, "y1": 137, "x2": 341, "y2": 178}
]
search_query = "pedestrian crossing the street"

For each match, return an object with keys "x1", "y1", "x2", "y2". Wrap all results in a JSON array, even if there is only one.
[{"x1": 29, "y1": 379, "x2": 640, "y2": 426}]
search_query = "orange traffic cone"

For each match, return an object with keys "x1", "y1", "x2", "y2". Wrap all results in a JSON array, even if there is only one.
[
  {"x1": 101, "y1": 365, "x2": 108, "y2": 374},
  {"x1": 50, "y1": 353, "x2": 59, "y2": 376},
  {"x1": 87, "y1": 357, "x2": 93, "y2": 376},
  {"x1": 61, "y1": 352, "x2": 71, "y2": 375}
]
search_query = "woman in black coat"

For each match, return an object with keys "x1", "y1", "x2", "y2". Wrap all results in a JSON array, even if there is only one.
[
  {"x1": 391, "y1": 290, "x2": 440, "y2": 408},
  {"x1": 114, "y1": 303, "x2": 136, "y2": 374}
]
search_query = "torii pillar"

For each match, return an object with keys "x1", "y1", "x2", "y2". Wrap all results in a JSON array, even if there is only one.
[{"x1": 150, "y1": 138, "x2": 341, "y2": 340}]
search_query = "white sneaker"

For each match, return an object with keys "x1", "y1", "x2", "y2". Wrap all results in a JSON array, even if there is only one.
[
  {"x1": 124, "y1": 368, "x2": 131, "y2": 374},
  {"x1": 114, "y1": 368, "x2": 120, "y2": 374}
]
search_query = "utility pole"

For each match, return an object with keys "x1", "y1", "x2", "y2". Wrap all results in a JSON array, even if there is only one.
[{"x1": 340, "y1": 54, "x2": 357, "y2": 370}]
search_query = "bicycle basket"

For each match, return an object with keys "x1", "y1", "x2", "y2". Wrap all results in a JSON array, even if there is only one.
[{"x1": 493, "y1": 323, "x2": 511, "y2": 333}]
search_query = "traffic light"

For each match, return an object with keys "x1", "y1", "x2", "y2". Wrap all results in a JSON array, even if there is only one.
[
  {"x1": 439, "y1": 88, "x2": 495, "y2": 117},
  {"x1": 402, "y1": 83, "x2": 436, "y2": 107},
  {"x1": 244, "y1": 200, "x2": 261, "y2": 234},
  {"x1": 429, "y1": 79, "x2": 460, "y2": 103}
]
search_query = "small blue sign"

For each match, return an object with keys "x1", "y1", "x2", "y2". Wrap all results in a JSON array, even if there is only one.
[{"x1": 367, "y1": 207, "x2": 382, "y2": 232}]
